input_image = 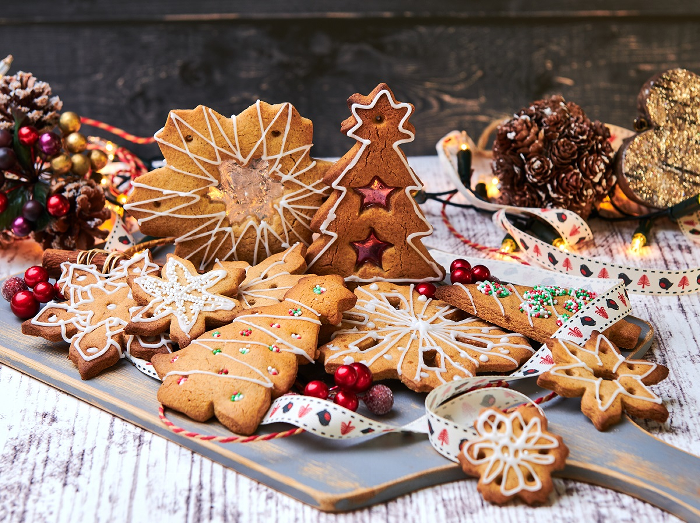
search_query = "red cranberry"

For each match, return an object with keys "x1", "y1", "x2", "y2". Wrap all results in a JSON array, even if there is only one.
[
  {"x1": 470, "y1": 265, "x2": 491, "y2": 282},
  {"x1": 450, "y1": 259, "x2": 471, "y2": 273},
  {"x1": 304, "y1": 380, "x2": 330, "y2": 400},
  {"x1": 450, "y1": 268, "x2": 473, "y2": 285}
]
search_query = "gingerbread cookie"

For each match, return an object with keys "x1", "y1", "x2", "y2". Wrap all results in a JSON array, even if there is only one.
[
  {"x1": 318, "y1": 283, "x2": 534, "y2": 392},
  {"x1": 459, "y1": 405, "x2": 568, "y2": 506},
  {"x1": 434, "y1": 282, "x2": 640, "y2": 350},
  {"x1": 234, "y1": 242, "x2": 313, "y2": 308},
  {"x1": 124, "y1": 102, "x2": 332, "y2": 270},
  {"x1": 22, "y1": 251, "x2": 172, "y2": 379},
  {"x1": 306, "y1": 83, "x2": 445, "y2": 283},
  {"x1": 151, "y1": 275, "x2": 356, "y2": 435},
  {"x1": 537, "y1": 333, "x2": 669, "y2": 430},
  {"x1": 126, "y1": 254, "x2": 246, "y2": 348}
]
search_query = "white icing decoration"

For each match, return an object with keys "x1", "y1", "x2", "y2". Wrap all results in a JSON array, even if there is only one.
[
  {"x1": 417, "y1": 295, "x2": 428, "y2": 302},
  {"x1": 384, "y1": 354, "x2": 393, "y2": 360},
  {"x1": 500, "y1": 337, "x2": 509, "y2": 343},
  {"x1": 479, "y1": 354, "x2": 489, "y2": 362},
  {"x1": 305, "y1": 88, "x2": 443, "y2": 283},
  {"x1": 325, "y1": 284, "x2": 534, "y2": 385},
  {"x1": 235, "y1": 244, "x2": 303, "y2": 307},
  {"x1": 123, "y1": 103, "x2": 329, "y2": 269},
  {"x1": 369, "y1": 283, "x2": 379, "y2": 290},
  {"x1": 107, "y1": 304, "x2": 117, "y2": 310},
  {"x1": 366, "y1": 321, "x2": 375, "y2": 329},
  {"x1": 48, "y1": 315, "x2": 57, "y2": 323},
  {"x1": 343, "y1": 356, "x2": 355, "y2": 365},
  {"x1": 463, "y1": 409, "x2": 559, "y2": 497},
  {"x1": 131, "y1": 257, "x2": 237, "y2": 335}
]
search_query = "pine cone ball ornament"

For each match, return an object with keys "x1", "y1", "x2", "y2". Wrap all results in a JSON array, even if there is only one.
[
  {"x1": 0, "y1": 71, "x2": 63, "y2": 132},
  {"x1": 493, "y1": 95, "x2": 615, "y2": 219},
  {"x1": 33, "y1": 179, "x2": 110, "y2": 250}
]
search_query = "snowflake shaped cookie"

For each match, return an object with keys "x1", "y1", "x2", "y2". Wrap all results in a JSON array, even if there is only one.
[
  {"x1": 538, "y1": 333, "x2": 669, "y2": 430},
  {"x1": 22, "y1": 251, "x2": 172, "y2": 380},
  {"x1": 127, "y1": 254, "x2": 246, "y2": 347},
  {"x1": 459, "y1": 406, "x2": 568, "y2": 505},
  {"x1": 124, "y1": 102, "x2": 331, "y2": 269},
  {"x1": 319, "y1": 283, "x2": 534, "y2": 392}
]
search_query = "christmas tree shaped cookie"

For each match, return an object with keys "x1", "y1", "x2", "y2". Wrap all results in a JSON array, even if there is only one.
[
  {"x1": 306, "y1": 83, "x2": 445, "y2": 282},
  {"x1": 151, "y1": 275, "x2": 356, "y2": 435}
]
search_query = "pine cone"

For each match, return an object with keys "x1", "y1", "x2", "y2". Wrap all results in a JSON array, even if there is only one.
[
  {"x1": 493, "y1": 95, "x2": 615, "y2": 219},
  {"x1": 33, "y1": 178, "x2": 110, "y2": 250},
  {"x1": 0, "y1": 71, "x2": 63, "y2": 131}
]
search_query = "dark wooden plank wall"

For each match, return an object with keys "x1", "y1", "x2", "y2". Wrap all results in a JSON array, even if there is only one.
[{"x1": 1, "y1": 1, "x2": 700, "y2": 157}]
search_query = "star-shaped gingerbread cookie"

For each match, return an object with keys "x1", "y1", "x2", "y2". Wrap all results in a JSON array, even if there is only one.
[
  {"x1": 22, "y1": 251, "x2": 173, "y2": 379},
  {"x1": 126, "y1": 254, "x2": 246, "y2": 347}
]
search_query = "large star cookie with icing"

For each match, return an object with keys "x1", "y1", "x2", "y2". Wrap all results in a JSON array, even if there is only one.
[
  {"x1": 537, "y1": 333, "x2": 668, "y2": 430},
  {"x1": 124, "y1": 102, "x2": 332, "y2": 270},
  {"x1": 318, "y1": 283, "x2": 534, "y2": 392},
  {"x1": 22, "y1": 251, "x2": 172, "y2": 379},
  {"x1": 151, "y1": 275, "x2": 356, "y2": 435},
  {"x1": 126, "y1": 254, "x2": 246, "y2": 348},
  {"x1": 459, "y1": 405, "x2": 568, "y2": 505}
]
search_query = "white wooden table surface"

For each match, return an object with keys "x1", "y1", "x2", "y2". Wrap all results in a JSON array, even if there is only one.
[{"x1": 1, "y1": 156, "x2": 697, "y2": 523}]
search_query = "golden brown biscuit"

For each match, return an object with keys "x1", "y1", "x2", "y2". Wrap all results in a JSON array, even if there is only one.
[
  {"x1": 434, "y1": 281, "x2": 640, "y2": 349},
  {"x1": 152, "y1": 275, "x2": 357, "y2": 435},
  {"x1": 459, "y1": 405, "x2": 568, "y2": 505},
  {"x1": 124, "y1": 102, "x2": 331, "y2": 269},
  {"x1": 319, "y1": 282, "x2": 533, "y2": 392},
  {"x1": 537, "y1": 333, "x2": 668, "y2": 430}
]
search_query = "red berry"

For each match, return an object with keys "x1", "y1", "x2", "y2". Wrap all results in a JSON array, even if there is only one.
[
  {"x1": 334, "y1": 389, "x2": 359, "y2": 411},
  {"x1": 450, "y1": 259, "x2": 471, "y2": 273},
  {"x1": 54, "y1": 281, "x2": 65, "y2": 300},
  {"x1": 18, "y1": 126, "x2": 39, "y2": 146},
  {"x1": 349, "y1": 362, "x2": 373, "y2": 393},
  {"x1": 450, "y1": 268, "x2": 473, "y2": 285},
  {"x1": 470, "y1": 264, "x2": 491, "y2": 282},
  {"x1": 46, "y1": 194, "x2": 70, "y2": 217},
  {"x1": 33, "y1": 281, "x2": 55, "y2": 303},
  {"x1": 304, "y1": 380, "x2": 330, "y2": 400},
  {"x1": 1, "y1": 276, "x2": 28, "y2": 302},
  {"x1": 362, "y1": 384, "x2": 394, "y2": 415},
  {"x1": 334, "y1": 364, "x2": 358, "y2": 391},
  {"x1": 11, "y1": 290, "x2": 39, "y2": 319},
  {"x1": 415, "y1": 282, "x2": 436, "y2": 299},
  {"x1": 24, "y1": 266, "x2": 49, "y2": 288}
]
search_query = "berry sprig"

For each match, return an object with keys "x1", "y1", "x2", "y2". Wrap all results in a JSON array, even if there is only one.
[
  {"x1": 2, "y1": 264, "x2": 60, "y2": 319},
  {"x1": 304, "y1": 362, "x2": 394, "y2": 415},
  {"x1": 448, "y1": 259, "x2": 493, "y2": 285}
]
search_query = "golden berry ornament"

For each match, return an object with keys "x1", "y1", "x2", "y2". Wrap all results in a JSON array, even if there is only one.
[
  {"x1": 50, "y1": 154, "x2": 72, "y2": 175},
  {"x1": 58, "y1": 111, "x2": 81, "y2": 134},
  {"x1": 89, "y1": 149, "x2": 109, "y2": 171},
  {"x1": 65, "y1": 132, "x2": 87, "y2": 153},
  {"x1": 70, "y1": 153, "x2": 90, "y2": 176}
]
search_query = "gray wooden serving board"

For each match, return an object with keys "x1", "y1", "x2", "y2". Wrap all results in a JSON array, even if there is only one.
[{"x1": 1, "y1": 294, "x2": 700, "y2": 518}]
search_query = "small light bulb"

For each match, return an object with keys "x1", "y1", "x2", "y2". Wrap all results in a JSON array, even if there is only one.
[
  {"x1": 500, "y1": 237, "x2": 517, "y2": 254},
  {"x1": 117, "y1": 194, "x2": 128, "y2": 205},
  {"x1": 491, "y1": 177, "x2": 499, "y2": 185},
  {"x1": 100, "y1": 176, "x2": 109, "y2": 186},
  {"x1": 552, "y1": 238, "x2": 567, "y2": 251},
  {"x1": 630, "y1": 233, "x2": 647, "y2": 253}
]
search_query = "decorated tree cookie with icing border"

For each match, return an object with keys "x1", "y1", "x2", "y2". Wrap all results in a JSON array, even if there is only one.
[
  {"x1": 151, "y1": 275, "x2": 357, "y2": 435},
  {"x1": 459, "y1": 405, "x2": 568, "y2": 506},
  {"x1": 126, "y1": 254, "x2": 247, "y2": 348},
  {"x1": 124, "y1": 102, "x2": 332, "y2": 269},
  {"x1": 319, "y1": 282, "x2": 534, "y2": 392},
  {"x1": 306, "y1": 83, "x2": 445, "y2": 283},
  {"x1": 22, "y1": 251, "x2": 172, "y2": 380}
]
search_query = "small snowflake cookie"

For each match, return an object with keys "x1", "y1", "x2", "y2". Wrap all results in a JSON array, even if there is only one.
[
  {"x1": 318, "y1": 282, "x2": 534, "y2": 392},
  {"x1": 124, "y1": 101, "x2": 332, "y2": 270},
  {"x1": 22, "y1": 251, "x2": 173, "y2": 379},
  {"x1": 538, "y1": 333, "x2": 669, "y2": 430},
  {"x1": 151, "y1": 275, "x2": 357, "y2": 435},
  {"x1": 458, "y1": 405, "x2": 568, "y2": 505},
  {"x1": 126, "y1": 254, "x2": 247, "y2": 348}
]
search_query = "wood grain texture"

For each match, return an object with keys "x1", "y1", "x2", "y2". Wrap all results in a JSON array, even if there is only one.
[
  {"x1": 1, "y1": 6, "x2": 700, "y2": 155},
  {"x1": 0, "y1": 157, "x2": 696, "y2": 521}
]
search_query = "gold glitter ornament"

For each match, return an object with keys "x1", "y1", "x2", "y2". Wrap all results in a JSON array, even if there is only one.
[
  {"x1": 50, "y1": 154, "x2": 72, "y2": 175},
  {"x1": 70, "y1": 153, "x2": 91, "y2": 176},
  {"x1": 65, "y1": 132, "x2": 88, "y2": 153},
  {"x1": 617, "y1": 68, "x2": 700, "y2": 209},
  {"x1": 89, "y1": 149, "x2": 109, "y2": 171},
  {"x1": 59, "y1": 111, "x2": 81, "y2": 134}
]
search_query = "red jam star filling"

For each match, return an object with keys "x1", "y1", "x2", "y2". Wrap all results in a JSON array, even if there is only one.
[
  {"x1": 351, "y1": 229, "x2": 393, "y2": 268},
  {"x1": 354, "y1": 177, "x2": 398, "y2": 210}
]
